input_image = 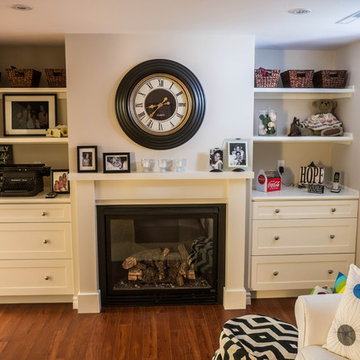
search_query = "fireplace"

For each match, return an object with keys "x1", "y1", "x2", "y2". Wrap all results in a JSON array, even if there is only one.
[{"x1": 97, "y1": 204, "x2": 226, "y2": 306}]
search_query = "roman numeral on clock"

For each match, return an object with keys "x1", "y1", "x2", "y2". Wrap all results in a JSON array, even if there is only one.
[
  {"x1": 158, "y1": 79, "x2": 164, "y2": 87},
  {"x1": 176, "y1": 91, "x2": 183, "y2": 97},
  {"x1": 176, "y1": 113, "x2": 184, "y2": 119},
  {"x1": 178, "y1": 103, "x2": 186, "y2": 107},
  {"x1": 135, "y1": 103, "x2": 143, "y2": 108},
  {"x1": 137, "y1": 112, "x2": 145, "y2": 120},
  {"x1": 146, "y1": 119, "x2": 154, "y2": 128},
  {"x1": 158, "y1": 123, "x2": 163, "y2": 131},
  {"x1": 146, "y1": 82, "x2": 153, "y2": 89}
]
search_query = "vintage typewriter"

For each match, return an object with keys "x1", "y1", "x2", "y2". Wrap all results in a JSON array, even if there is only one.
[{"x1": 0, "y1": 164, "x2": 50, "y2": 197}]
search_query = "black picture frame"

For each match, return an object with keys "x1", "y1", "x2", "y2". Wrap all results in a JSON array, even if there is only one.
[
  {"x1": 51, "y1": 169, "x2": 70, "y2": 194},
  {"x1": 209, "y1": 147, "x2": 223, "y2": 172},
  {"x1": 103, "y1": 152, "x2": 130, "y2": 173},
  {"x1": 227, "y1": 140, "x2": 248, "y2": 169},
  {"x1": 0, "y1": 144, "x2": 13, "y2": 165},
  {"x1": 77, "y1": 146, "x2": 98, "y2": 173},
  {"x1": 3, "y1": 93, "x2": 57, "y2": 136}
]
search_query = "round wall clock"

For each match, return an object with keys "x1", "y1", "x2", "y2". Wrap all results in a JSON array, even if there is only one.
[{"x1": 115, "y1": 59, "x2": 206, "y2": 150}]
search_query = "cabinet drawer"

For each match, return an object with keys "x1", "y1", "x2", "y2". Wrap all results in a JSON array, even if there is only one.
[
  {"x1": 252, "y1": 200, "x2": 358, "y2": 220},
  {"x1": 250, "y1": 254, "x2": 354, "y2": 291},
  {"x1": 0, "y1": 223, "x2": 72, "y2": 259},
  {"x1": 252, "y1": 218, "x2": 357, "y2": 255},
  {"x1": 0, "y1": 259, "x2": 73, "y2": 295},
  {"x1": 0, "y1": 204, "x2": 71, "y2": 222}
]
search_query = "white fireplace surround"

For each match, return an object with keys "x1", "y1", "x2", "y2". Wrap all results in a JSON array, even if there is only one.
[{"x1": 70, "y1": 171, "x2": 253, "y2": 313}]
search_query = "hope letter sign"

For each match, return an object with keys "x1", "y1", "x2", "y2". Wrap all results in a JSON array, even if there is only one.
[{"x1": 299, "y1": 163, "x2": 324, "y2": 185}]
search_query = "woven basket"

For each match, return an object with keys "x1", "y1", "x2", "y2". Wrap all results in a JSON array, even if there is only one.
[
  {"x1": 45, "y1": 69, "x2": 66, "y2": 87},
  {"x1": 6, "y1": 68, "x2": 41, "y2": 87},
  {"x1": 313, "y1": 70, "x2": 347, "y2": 88},
  {"x1": 254, "y1": 68, "x2": 280, "y2": 88},
  {"x1": 281, "y1": 70, "x2": 314, "y2": 88}
]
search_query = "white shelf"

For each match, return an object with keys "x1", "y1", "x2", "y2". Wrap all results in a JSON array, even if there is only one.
[
  {"x1": 254, "y1": 86, "x2": 355, "y2": 100},
  {"x1": 69, "y1": 170, "x2": 255, "y2": 181},
  {"x1": 0, "y1": 137, "x2": 68, "y2": 144},
  {"x1": 0, "y1": 88, "x2": 67, "y2": 99},
  {"x1": 253, "y1": 133, "x2": 353, "y2": 145},
  {"x1": 252, "y1": 186, "x2": 359, "y2": 201}
]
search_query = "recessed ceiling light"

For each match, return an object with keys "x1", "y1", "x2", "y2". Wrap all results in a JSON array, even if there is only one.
[
  {"x1": 11, "y1": 4, "x2": 33, "y2": 11},
  {"x1": 336, "y1": 10, "x2": 360, "y2": 24},
  {"x1": 288, "y1": 8, "x2": 311, "y2": 15}
]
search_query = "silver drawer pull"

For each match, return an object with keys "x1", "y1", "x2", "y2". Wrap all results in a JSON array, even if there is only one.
[
  {"x1": 330, "y1": 234, "x2": 335, "y2": 239},
  {"x1": 42, "y1": 239, "x2": 49, "y2": 244},
  {"x1": 41, "y1": 211, "x2": 47, "y2": 216},
  {"x1": 274, "y1": 236, "x2": 280, "y2": 241},
  {"x1": 273, "y1": 271, "x2": 279, "y2": 276},
  {"x1": 275, "y1": 209, "x2": 280, "y2": 214},
  {"x1": 328, "y1": 269, "x2": 334, "y2": 275},
  {"x1": 331, "y1": 208, "x2": 336, "y2": 213},
  {"x1": 44, "y1": 276, "x2": 51, "y2": 280}
]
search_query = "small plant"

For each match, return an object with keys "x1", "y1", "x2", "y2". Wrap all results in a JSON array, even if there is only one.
[{"x1": 258, "y1": 109, "x2": 276, "y2": 135}]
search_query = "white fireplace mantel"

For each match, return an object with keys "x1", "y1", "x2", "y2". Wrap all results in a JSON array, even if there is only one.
[{"x1": 70, "y1": 171, "x2": 254, "y2": 313}]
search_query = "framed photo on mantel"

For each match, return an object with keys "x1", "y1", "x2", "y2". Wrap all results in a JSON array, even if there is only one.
[{"x1": 77, "y1": 146, "x2": 98, "y2": 173}]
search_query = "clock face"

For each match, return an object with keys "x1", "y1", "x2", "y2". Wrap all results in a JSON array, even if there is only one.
[
  {"x1": 129, "y1": 74, "x2": 191, "y2": 135},
  {"x1": 115, "y1": 59, "x2": 205, "y2": 150}
]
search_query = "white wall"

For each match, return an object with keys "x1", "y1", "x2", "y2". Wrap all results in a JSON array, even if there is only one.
[
  {"x1": 65, "y1": 34, "x2": 255, "y2": 172},
  {"x1": 334, "y1": 41, "x2": 360, "y2": 265}
]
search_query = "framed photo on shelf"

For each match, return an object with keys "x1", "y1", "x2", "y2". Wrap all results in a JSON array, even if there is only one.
[
  {"x1": 51, "y1": 169, "x2": 70, "y2": 194},
  {"x1": 0, "y1": 144, "x2": 13, "y2": 165},
  {"x1": 77, "y1": 146, "x2": 98, "y2": 173},
  {"x1": 226, "y1": 139, "x2": 251, "y2": 171},
  {"x1": 3, "y1": 94, "x2": 56, "y2": 136},
  {"x1": 209, "y1": 147, "x2": 223, "y2": 172},
  {"x1": 103, "y1": 152, "x2": 130, "y2": 173}
]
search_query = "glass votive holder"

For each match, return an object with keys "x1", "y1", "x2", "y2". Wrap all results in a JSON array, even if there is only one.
[
  {"x1": 174, "y1": 158, "x2": 186, "y2": 172},
  {"x1": 141, "y1": 159, "x2": 155, "y2": 172},
  {"x1": 158, "y1": 159, "x2": 173, "y2": 172}
]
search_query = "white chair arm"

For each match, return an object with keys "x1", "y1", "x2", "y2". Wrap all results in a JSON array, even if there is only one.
[{"x1": 295, "y1": 294, "x2": 342, "y2": 350}]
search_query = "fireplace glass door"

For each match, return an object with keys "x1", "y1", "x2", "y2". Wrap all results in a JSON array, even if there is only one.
[{"x1": 97, "y1": 205, "x2": 225, "y2": 306}]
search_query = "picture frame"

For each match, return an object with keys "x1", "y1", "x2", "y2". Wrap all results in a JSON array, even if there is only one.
[
  {"x1": 3, "y1": 94, "x2": 56, "y2": 136},
  {"x1": 77, "y1": 146, "x2": 98, "y2": 173},
  {"x1": 0, "y1": 144, "x2": 13, "y2": 165},
  {"x1": 226, "y1": 139, "x2": 250, "y2": 171},
  {"x1": 103, "y1": 152, "x2": 130, "y2": 173},
  {"x1": 209, "y1": 147, "x2": 223, "y2": 172},
  {"x1": 51, "y1": 169, "x2": 70, "y2": 194}
]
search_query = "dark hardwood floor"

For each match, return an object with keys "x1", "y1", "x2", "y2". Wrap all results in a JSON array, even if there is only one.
[{"x1": 0, "y1": 298, "x2": 296, "y2": 360}]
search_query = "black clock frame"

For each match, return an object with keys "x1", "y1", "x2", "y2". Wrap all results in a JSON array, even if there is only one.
[{"x1": 115, "y1": 59, "x2": 206, "y2": 150}]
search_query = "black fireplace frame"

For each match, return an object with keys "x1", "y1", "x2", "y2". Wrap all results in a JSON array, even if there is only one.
[{"x1": 97, "y1": 204, "x2": 226, "y2": 306}]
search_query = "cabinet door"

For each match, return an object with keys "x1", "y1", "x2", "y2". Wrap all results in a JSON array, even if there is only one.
[
  {"x1": 0, "y1": 223, "x2": 72, "y2": 259},
  {"x1": 250, "y1": 253, "x2": 354, "y2": 291},
  {"x1": 252, "y1": 218, "x2": 357, "y2": 255},
  {"x1": 0, "y1": 259, "x2": 73, "y2": 295},
  {"x1": 0, "y1": 204, "x2": 71, "y2": 222},
  {"x1": 252, "y1": 200, "x2": 358, "y2": 220}
]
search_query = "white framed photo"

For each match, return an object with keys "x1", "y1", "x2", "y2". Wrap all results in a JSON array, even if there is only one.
[
  {"x1": 227, "y1": 140, "x2": 248, "y2": 169},
  {"x1": 77, "y1": 146, "x2": 98, "y2": 173},
  {"x1": 103, "y1": 152, "x2": 130, "y2": 173}
]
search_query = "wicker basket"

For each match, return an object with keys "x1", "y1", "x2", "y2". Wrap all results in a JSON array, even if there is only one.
[
  {"x1": 313, "y1": 70, "x2": 347, "y2": 88},
  {"x1": 6, "y1": 68, "x2": 41, "y2": 87},
  {"x1": 280, "y1": 70, "x2": 314, "y2": 88},
  {"x1": 254, "y1": 68, "x2": 280, "y2": 88},
  {"x1": 45, "y1": 69, "x2": 66, "y2": 87}
]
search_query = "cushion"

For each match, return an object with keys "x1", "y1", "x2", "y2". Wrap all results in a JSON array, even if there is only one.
[
  {"x1": 333, "y1": 272, "x2": 347, "y2": 294},
  {"x1": 212, "y1": 314, "x2": 298, "y2": 360},
  {"x1": 324, "y1": 264, "x2": 360, "y2": 360},
  {"x1": 310, "y1": 285, "x2": 332, "y2": 295},
  {"x1": 299, "y1": 346, "x2": 348, "y2": 360}
]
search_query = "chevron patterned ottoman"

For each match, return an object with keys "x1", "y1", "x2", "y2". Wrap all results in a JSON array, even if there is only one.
[{"x1": 212, "y1": 314, "x2": 298, "y2": 360}]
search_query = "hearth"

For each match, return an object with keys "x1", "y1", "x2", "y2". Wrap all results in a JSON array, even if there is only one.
[{"x1": 97, "y1": 204, "x2": 225, "y2": 306}]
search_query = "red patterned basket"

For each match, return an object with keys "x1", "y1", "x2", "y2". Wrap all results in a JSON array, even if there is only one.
[
  {"x1": 281, "y1": 70, "x2": 314, "y2": 88},
  {"x1": 313, "y1": 70, "x2": 347, "y2": 88},
  {"x1": 254, "y1": 68, "x2": 280, "y2": 88}
]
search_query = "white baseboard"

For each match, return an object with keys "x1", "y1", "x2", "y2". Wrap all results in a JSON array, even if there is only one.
[
  {"x1": 0, "y1": 295, "x2": 73, "y2": 304},
  {"x1": 223, "y1": 287, "x2": 247, "y2": 309},
  {"x1": 77, "y1": 291, "x2": 101, "y2": 313},
  {"x1": 251, "y1": 289, "x2": 310, "y2": 299},
  {"x1": 246, "y1": 291, "x2": 251, "y2": 305}
]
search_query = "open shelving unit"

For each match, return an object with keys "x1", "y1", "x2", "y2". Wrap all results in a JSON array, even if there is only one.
[{"x1": 0, "y1": 87, "x2": 67, "y2": 99}]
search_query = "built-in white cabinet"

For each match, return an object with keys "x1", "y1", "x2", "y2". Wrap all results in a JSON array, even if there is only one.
[
  {"x1": 0, "y1": 194, "x2": 73, "y2": 298},
  {"x1": 249, "y1": 188, "x2": 358, "y2": 291}
]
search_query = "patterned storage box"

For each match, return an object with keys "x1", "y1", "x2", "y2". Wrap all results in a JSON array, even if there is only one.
[
  {"x1": 313, "y1": 70, "x2": 347, "y2": 88},
  {"x1": 45, "y1": 69, "x2": 66, "y2": 87},
  {"x1": 281, "y1": 70, "x2": 314, "y2": 88},
  {"x1": 254, "y1": 68, "x2": 280, "y2": 88},
  {"x1": 6, "y1": 68, "x2": 41, "y2": 87}
]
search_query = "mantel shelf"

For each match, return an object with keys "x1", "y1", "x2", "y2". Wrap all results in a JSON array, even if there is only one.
[
  {"x1": 0, "y1": 88, "x2": 67, "y2": 99},
  {"x1": 0, "y1": 136, "x2": 68, "y2": 144},
  {"x1": 69, "y1": 171, "x2": 254, "y2": 181},
  {"x1": 254, "y1": 86, "x2": 355, "y2": 100},
  {"x1": 253, "y1": 133, "x2": 353, "y2": 145}
]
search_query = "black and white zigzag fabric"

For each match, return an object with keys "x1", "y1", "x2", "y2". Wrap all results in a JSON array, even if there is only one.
[{"x1": 212, "y1": 315, "x2": 298, "y2": 360}]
